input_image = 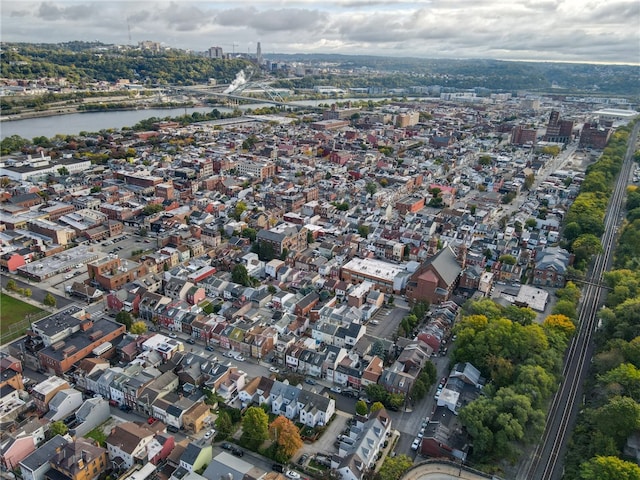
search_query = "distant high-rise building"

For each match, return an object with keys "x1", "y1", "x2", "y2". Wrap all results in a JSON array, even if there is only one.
[
  {"x1": 543, "y1": 110, "x2": 574, "y2": 144},
  {"x1": 511, "y1": 125, "x2": 537, "y2": 146},
  {"x1": 256, "y1": 42, "x2": 262, "y2": 65},
  {"x1": 207, "y1": 46, "x2": 224, "y2": 59}
]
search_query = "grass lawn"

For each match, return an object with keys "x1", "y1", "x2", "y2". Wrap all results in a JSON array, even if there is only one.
[{"x1": 0, "y1": 294, "x2": 45, "y2": 341}]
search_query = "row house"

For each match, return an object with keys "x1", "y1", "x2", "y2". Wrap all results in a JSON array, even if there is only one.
[
  {"x1": 334, "y1": 360, "x2": 363, "y2": 390},
  {"x1": 138, "y1": 292, "x2": 172, "y2": 323},
  {"x1": 151, "y1": 392, "x2": 194, "y2": 429},
  {"x1": 106, "y1": 422, "x2": 156, "y2": 471},
  {"x1": 136, "y1": 371, "x2": 179, "y2": 415},
  {"x1": 246, "y1": 325, "x2": 278, "y2": 360}
]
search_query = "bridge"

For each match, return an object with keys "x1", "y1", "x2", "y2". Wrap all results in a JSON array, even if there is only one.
[{"x1": 175, "y1": 84, "x2": 323, "y2": 112}]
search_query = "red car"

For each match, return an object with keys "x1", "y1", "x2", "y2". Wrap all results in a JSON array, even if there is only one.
[{"x1": 147, "y1": 417, "x2": 157, "y2": 425}]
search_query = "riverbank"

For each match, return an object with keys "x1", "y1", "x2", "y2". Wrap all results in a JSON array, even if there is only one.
[{"x1": 1, "y1": 101, "x2": 209, "y2": 123}]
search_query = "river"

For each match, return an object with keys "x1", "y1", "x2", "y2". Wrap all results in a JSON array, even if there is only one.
[
  {"x1": 0, "y1": 106, "x2": 230, "y2": 140},
  {"x1": 1, "y1": 97, "x2": 427, "y2": 140}
]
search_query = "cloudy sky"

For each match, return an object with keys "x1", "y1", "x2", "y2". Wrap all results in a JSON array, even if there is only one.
[{"x1": 2, "y1": 0, "x2": 639, "y2": 65}]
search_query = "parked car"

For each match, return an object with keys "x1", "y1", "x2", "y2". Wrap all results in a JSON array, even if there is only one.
[
  {"x1": 119, "y1": 404, "x2": 132, "y2": 412},
  {"x1": 411, "y1": 438, "x2": 421, "y2": 451},
  {"x1": 147, "y1": 417, "x2": 157, "y2": 425},
  {"x1": 330, "y1": 386, "x2": 342, "y2": 394},
  {"x1": 206, "y1": 345, "x2": 215, "y2": 352},
  {"x1": 305, "y1": 378, "x2": 316, "y2": 385},
  {"x1": 204, "y1": 429, "x2": 215, "y2": 439},
  {"x1": 169, "y1": 333, "x2": 177, "y2": 339},
  {"x1": 297, "y1": 454, "x2": 309, "y2": 465},
  {"x1": 269, "y1": 367, "x2": 280, "y2": 374},
  {"x1": 285, "y1": 471, "x2": 301, "y2": 480},
  {"x1": 231, "y1": 447, "x2": 244, "y2": 457},
  {"x1": 272, "y1": 464, "x2": 285, "y2": 473},
  {"x1": 370, "y1": 320, "x2": 379, "y2": 325},
  {"x1": 187, "y1": 338, "x2": 196, "y2": 345},
  {"x1": 221, "y1": 442, "x2": 233, "y2": 451},
  {"x1": 223, "y1": 351, "x2": 234, "y2": 358},
  {"x1": 167, "y1": 425, "x2": 179, "y2": 433}
]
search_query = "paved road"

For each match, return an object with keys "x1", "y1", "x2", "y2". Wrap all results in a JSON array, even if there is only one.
[{"x1": 1, "y1": 274, "x2": 74, "y2": 308}]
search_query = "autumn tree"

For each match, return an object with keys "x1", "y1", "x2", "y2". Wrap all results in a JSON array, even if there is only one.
[
  {"x1": 378, "y1": 454, "x2": 413, "y2": 480},
  {"x1": 370, "y1": 402, "x2": 384, "y2": 413},
  {"x1": 241, "y1": 406, "x2": 269, "y2": 449},
  {"x1": 579, "y1": 455, "x2": 640, "y2": 480},
  {"x1": 543, "y1": 314, "x2": 576, "y2": 339},
  {"x1": 130, "y1": 321, "x2": 147, "y2": 334},
  {"x1": 269, "y1": 415, "x2": 302, "y2": 461}
]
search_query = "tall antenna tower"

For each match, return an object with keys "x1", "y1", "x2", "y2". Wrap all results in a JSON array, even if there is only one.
[{"x1": 127, "y1": 17, "x2": 132, "y2": 45}]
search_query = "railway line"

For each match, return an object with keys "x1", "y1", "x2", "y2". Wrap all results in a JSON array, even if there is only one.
[{"x1": 520, "y1": 122, "x2": 639, "y2": 480}]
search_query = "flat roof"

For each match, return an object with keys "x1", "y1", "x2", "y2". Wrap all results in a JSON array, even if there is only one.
[{"x1": 342, "y1": 257, "x2": 406, "y2": 282}]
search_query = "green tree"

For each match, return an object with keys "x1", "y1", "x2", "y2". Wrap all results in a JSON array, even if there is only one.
[
  {"x1": 365, "y1": 182, "x2": 377, "y2": 195},
  {"x1": 370, "y1": 340, "x2": 386, "y2": 360},
  {"x1": 241, "y1": 406, "x2": 269, "y2": 449},
  {"x1": 524, "y1": 173, "x2": 535, "y2": 190},
  {"x1": 142, "y1": 204, "x2": 163, "y2": 216},
  {"x1": 579, "y1": 455, "x2": 640, "y2": 480},
  {"x1": 215, "y1": 410, "x2": 233, "y2": 438},
  {"x1": 130, "y1": 321, "x2": 147, "y2": 334},
  {"x1": 572, "y1": 234, "x2": 603, "y2": 268},
  {"x1": 232, "y1": 264, "x2": 250, "y2": 287},
  {"x1": 355, "y1": 400, "x2": 369, "y2": 416},
  {"x1": 6, "y1": 279, "x2": 16, "y2": 291},
  {"x1": 43, "y1": 293, "x2": 57, "y2": 308},
  {"x1": 553, "y1": 300, "x2": 578, "y2": 320},
  {"x1": 24, "y1": 288, "x2": 32, "y2": 298},
  {"x1": 366, "y1": 384, "x2": 390, "y2": 404},
  {"x1": 478, "y1": 155, "x2": 492, "y2": 166},
  {"x1": 378, "y1": 454, "x2": 414, "y2": 480},
  {"x1": 57, "y1": 166, "x2": 70, "y2": 176},
  {"x1": 598, "y1": 363, "x2": 640, "y2": 401},
  {"x1": 241, "y1": 228, "x2": 257, "y2": 242},
  {"x1": 115, "y1": 311, "x2": 133, "y2": 330},
  {"x1": 50, "y1": 420, "x2": 68, "y2": 436},
  {"x1": 358, "y1": 224, "x2": 370, "y2": 238},
  {"x1": 370, "y1": 402, "x2": 385, "y2": 413},
  {"x1": 593, "y1": 396, "x2": 640, "y2": 447}
]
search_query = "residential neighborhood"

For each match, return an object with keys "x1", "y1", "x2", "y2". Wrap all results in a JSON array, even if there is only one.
[{"x1": 1, "y1": 74, "x2": 638, "y2": 480}]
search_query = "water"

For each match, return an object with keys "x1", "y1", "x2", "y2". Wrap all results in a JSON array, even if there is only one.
[
  {"x1": 1, "y1": 97, "x2": 423, "y2": 140},
  {"x1": 0, "y1": 106, "x2": 229, "y2": 140}
]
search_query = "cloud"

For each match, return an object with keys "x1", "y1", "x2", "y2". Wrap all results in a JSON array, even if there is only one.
[
  {"x1": 36, "y1": 1, "x2": 94, "y2": 21},
  {"x1": 0, "y1": 0, "x2": 638, "y2": 64}
]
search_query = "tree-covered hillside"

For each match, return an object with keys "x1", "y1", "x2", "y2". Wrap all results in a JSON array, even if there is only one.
[{"x1": 1, "y1": 42, "x2": 252, "y2": 85}]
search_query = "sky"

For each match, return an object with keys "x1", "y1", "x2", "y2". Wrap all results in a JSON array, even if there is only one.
[{"x1": 2, "y1": 0, "x2": 640, "y2": 65}]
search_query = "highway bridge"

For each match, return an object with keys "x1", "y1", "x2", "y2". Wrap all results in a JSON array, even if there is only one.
[{"x1": 174, "y1": 85, "x2": 324, "y2": 112}]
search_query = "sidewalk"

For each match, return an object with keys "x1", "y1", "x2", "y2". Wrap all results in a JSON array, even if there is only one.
[{"x1": 1, "y1": 287, "x2": 56, "y2": 313}]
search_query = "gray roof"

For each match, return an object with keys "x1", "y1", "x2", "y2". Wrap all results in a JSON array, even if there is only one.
[
  {"x1": 20, "y1": 435, "x2": 68, "y2": 471},
  {"x1": 428, "y1": 246, "x2": 462, "y2": 286}
]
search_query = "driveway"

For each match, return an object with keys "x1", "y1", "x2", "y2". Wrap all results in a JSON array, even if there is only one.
[{"x1": 294, "y1": 410, "x2": 350, "y2": 462}]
